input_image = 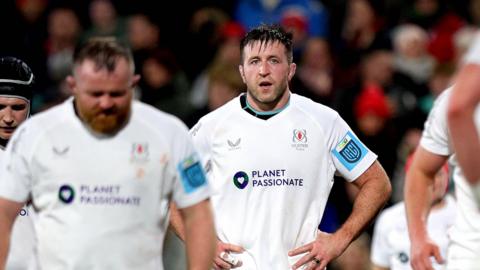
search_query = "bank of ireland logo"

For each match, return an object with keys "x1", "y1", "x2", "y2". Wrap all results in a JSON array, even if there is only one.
[
  {"x1": 58, "y1": 185, "x2": 75, "y2": 204},
  {"x1": 233, "y1": 171, "x2": 249, "y2": 189}
]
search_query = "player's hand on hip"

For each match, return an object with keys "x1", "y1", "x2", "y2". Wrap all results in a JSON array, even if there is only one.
[
  {"x1": 288, "y1": 231, "x2": 347, "y2": 270},
  {"x1": 213, "y1": 241, "x2": 244, "y2": 269},
  {"x1": 410, "y1": 237, "x2": 444, "y2": 270}
]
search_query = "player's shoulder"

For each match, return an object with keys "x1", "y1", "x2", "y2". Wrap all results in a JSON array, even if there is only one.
[
  {"x1": 21, "y1": 98, "x2": 73, "y2": 134},
  {"x1": 192, "y1": 96, "x2": 240, "y2": 130},
  {"x1": 133, "y1": 101, "x2": 189, "y2": 132},
  {"x1": 290, "y1": 93, "x2": 340, "y2": 123}
]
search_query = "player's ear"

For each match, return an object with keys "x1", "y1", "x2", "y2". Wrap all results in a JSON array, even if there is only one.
[
  {"x1": 66, "y1": 75, "x2": 76, "y2": 94},
  {"x1": 131, "y1": 74, "x2": 141, "y2": 88},
  {"x1": 239, "y1": 65, "x2": 246, "y2": 83},
  {"x1": 288, "y1": 63, "x2": 296, "y2": 81}
]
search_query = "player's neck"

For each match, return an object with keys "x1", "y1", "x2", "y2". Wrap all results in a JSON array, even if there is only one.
[{"x1": 246, "y1": 90, "x2": 290, "y2": 113}]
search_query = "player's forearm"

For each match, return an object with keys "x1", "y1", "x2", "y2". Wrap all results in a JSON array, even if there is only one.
[
  {"x1": 0, "y1": 215, "x2": 13, "y2": 270},
  {"x1": 336, "y1": 163, "x2": 391, "y2": 245},
  {"x1": 404, "y1": 169, "x2": 434, "y2": 242},
  {"x1": 181, "y1": 200, "x2": 216, "y2": 270}
]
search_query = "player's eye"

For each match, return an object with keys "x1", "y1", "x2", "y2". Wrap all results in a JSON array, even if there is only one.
[{"x1": 11, "y1": 104, "x2": 26, "y2": 111}]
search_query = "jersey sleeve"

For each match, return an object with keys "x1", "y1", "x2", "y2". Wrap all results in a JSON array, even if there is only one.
[
  {"x1": 0, "y1": 124, "x2": 34, "y2": 203},
  {"x1": 329, "y1": 114, "x2": 377, "y2": 181},
  {"x1": 170, "y1": 121, "x2": 211, "y2": 209},
  {"x1": 190, "y1": 120, "x2": 213, "y2": 181},
  {"x1": 370, "y1": 212, "x2": 391, "y2": 268},
  {"x1": 463, "y1": 32, "x2": 480, "y2": 65},
  {"x1": 419, "y1": 90, "x2": 452, "y2": 156}
]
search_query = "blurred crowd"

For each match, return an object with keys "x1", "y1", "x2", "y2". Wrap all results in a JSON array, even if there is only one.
[{"x1": 0, "y1": 0, "x2": 478, "y2": 268}]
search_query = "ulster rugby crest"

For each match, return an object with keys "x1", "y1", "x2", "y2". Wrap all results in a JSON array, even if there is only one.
[
  {"x1": 130, "y1": 143, "x2": 149, "y2": 163},
  {"x1": 292, "y1": 129, "x2": 308, "y2": 150}
]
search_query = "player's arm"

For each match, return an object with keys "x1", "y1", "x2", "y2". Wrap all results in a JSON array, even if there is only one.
[
  {"x1": 371, "y1": 265, "x2": 389, "y2": 270},
  {"x1": 404, "y1": 147, "x2": 447, "y2": 270},
  {"x1": 447, "y1": 63, "x2": 480, "y2": 185},
  {"x1": 290, "y1": 161, "x2": 391, "y2": 270},
  {"x1": 169, "y1": 202, "x2": 186, "y2": 241},
  {"x1": 0, "y1": 198, "x2": 23, "y2": 270},
  {"x1": 178, "y1": 199, "x2": 216, "y2": 270}
]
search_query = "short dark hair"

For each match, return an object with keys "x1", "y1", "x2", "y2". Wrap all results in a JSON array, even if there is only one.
[
  {"x1": 73, "y1": 37, "x2": 135, "y2": 73},
  {"x1": 240, "y1": 24, "x2": 293, "y2": 63}
]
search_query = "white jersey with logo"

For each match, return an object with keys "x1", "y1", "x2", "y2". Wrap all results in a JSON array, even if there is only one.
[
  {"x1": 0, "y1": 148, "x2": 36, "y2": 270},
  {"x1": 0, "y1": 98, "x2": 210, "y2": 270},
  {"x1": 371, "y1": 196, "x2": 456, "y2": 270},
  {"x1": 191, "y1": 93, "x2": 377, "y2": 269},
  {"x1": 420, "y1": 89, "x2": 480, "y2": 269}
]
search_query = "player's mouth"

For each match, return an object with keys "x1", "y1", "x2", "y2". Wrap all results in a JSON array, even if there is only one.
[
  {"x1": 258, "y1": 81, "x2": 273, "y2": 90},
  {"x1": 0, "y1": 127, "x2": 16, "y2": 133}
]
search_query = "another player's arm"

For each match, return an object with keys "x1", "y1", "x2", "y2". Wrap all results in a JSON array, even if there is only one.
[
  {"x1": 290, "y1": 161, "x2": 391, "y2": 269},
  {"x1": 0, "y1": 198, "x2": 23, "y2": 270},
  {"x1": 447, "y1": 63, "x2": 480, "y2": 185},
  {"x1": 404, "y1": 147, "x2": 447, "y2": 270},
  {"x1": 179, "y1": 199, "x2": 216, "y2": 270}
]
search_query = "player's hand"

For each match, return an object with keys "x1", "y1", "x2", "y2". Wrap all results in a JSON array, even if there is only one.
[
  {"x1": 288, "y1": 231, "x2": 348, "y2": 270},
  {"x1": 410, "y1": 236, "x2": 444, "y2": 270},
  {"x1": 213, "y1": 241, "x2": 244, "y2": 269}
]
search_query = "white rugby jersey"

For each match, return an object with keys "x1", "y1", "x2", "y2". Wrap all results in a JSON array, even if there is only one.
[
  {"x1": 191, "y1": 93, "x2": 377, "y2": 269},
  {"x1": 0, "y1": 98, "x2": 210, "y2": 270},
  {"x1": 371, "y1": 196, "x2": 456, "y2": 270},
  {"x1": 1, "y1": 149, "x2": 36, "y2": 270},
  {"x1": 420, "y1": 89, "x2": 480, "y2": 268}
]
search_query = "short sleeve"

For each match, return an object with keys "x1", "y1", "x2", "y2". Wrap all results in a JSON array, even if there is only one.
[
  {"x1": 463, "y1": 32, "x2": 480, "y2": 65},
  {"x1": 419, "y1": 90, "x2": 452, "y2": 156},
  {"x1": 190, "y1": 120, "x2": 212, "y2": 175},
  {"x1": 170, "y1": 121, "x2": 211, "y2": 209},
  {"x1": 329, "y1": 115, "x2": 377, "y2": 181},
  {"x1": 370, "y1": 212, "x2": 391, "y2": 268},
  {"x1": 0, "y1": 125, "x2": 34, "y2": 203}
]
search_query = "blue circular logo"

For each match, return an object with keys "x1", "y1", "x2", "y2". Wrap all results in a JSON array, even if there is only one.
[
  {"x1": 58, "y1": 185, "x2": 75, "y2": 204},
  {"x1": 233, "y1": 171, "x2": 249, "y2": 189}
]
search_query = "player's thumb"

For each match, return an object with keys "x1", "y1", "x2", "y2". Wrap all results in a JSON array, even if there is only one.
[
  {"x1": 432, "y1": 245, "x2": 445, "y2": 264},
  {"x1": 226, "y1": 243, "x2": 245, "y2": 253}
]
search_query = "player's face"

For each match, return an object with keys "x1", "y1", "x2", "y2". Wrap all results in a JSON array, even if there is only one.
[
  {"x1": 0, "y1": 97, "x2": 29, "y2": 140},
  {"x1": 239, "y1": 41, "x2": 296, "y2": 110},
  {"x1": 68, "y1": 58, "x2": 139, "y2": 135}
]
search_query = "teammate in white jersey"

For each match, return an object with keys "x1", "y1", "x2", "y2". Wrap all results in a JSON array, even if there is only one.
[
  {"x1": 448, "y1": 33, "x2": 480, "y2": 198},
  {"x1": 0, "y1": 37, "x2": 216, "y2": 270},
  {"x1": 405, "y1": 87, "x2": 480, "y2": 270},
  {"x1": 371, "y1": 156, "x2": 455, "y2": 270},
  {"x1": 184, "y1": 24, "x2": 391, "y2": 270},
  {"x1": 0, "y1": 57, "x2": 36, "y2": 270}
]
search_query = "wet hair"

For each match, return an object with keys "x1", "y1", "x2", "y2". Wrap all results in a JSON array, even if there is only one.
[
  {"x1": 240, "y1": 24, "x2": 293, "y2": 63},
  {"x1": 73, "y1": 37, "x2": 135, "y2": 74},
  {"x1": 0, "y1": 57, "x2": 35, "y2": 102}
]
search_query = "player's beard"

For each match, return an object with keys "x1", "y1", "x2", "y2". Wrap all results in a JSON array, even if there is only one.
[
  {"x1": 80, "y1": 103, "x2": 130, "y2": 135},
  {"x1": 249, "y1": 78, "x2": 288, "y2": 107}
]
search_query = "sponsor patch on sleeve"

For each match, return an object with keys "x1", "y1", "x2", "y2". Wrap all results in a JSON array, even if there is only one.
[
  {"x1": 177, "y1": 155, "x2": 207, "y2": 193},
  {"x1": 332, "y1": 131, "x2": 368, "y2": 171}
]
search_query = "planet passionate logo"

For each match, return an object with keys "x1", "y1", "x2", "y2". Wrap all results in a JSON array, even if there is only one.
[
  {"x1": 233, "y1": 171, "x2": 249, "y2": 189},
  {"x1": 58, "y1": 184, "x2": 75, "y2": 204}
]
